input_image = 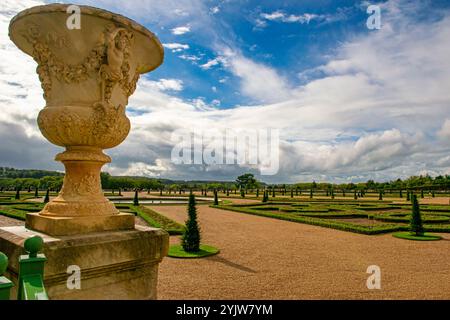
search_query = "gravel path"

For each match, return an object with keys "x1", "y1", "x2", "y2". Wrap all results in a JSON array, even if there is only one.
[
  {"x1": 0, "y1": 215, "x2": 24, "y2": 227},
  {"x1": 155, "y1": 205, "x2": 450, "y2": 300}
]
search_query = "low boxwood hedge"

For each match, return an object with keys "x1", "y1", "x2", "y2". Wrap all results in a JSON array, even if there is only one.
[
  {"x1": 131, "y1": 205, "x2": 185, "y2": 235},
  {"x1": 212, "y1": 205, "x2": 405, "y2": 235}
]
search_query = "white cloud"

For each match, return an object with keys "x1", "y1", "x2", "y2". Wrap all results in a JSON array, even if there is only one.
[
  {"x1": 171, "y1": 25, "x2": 191, "y2": 35},
  {"x1": 174, "y1": 8, "x2": 189, "y2": 17},
  {"x1": 163, "y1": 43, "x2": 189, "y2": 52},
  {"x1": 223, "y1": 52, "x2": 292, "y2": 103},
  {"x1": 108, "y1": 160, "x2": 169, "y2": 177},
  {"x1": 210, "y1": 6, "x2": 220, "y2": 14},
  {"x1": 2, "y1": 0, "x2": 450, "y2": 183},
  {"x1": 438, "y1": 119, "x2": 450, "y2": 139},
  {"x1": 147, "y1": 79, "x2": 184, "y2": 92},
  {"x1": 199, "y1": 56, "x2": 226, "y2": 70},
  {"x1": 260, "y1": 11, "x2": 323, "y2": 24},
  {"x1": 178, "y1": 54, "x2": 202, "y2": 62}
]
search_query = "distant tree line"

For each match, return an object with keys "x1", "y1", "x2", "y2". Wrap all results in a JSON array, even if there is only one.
[{"x1": 1, "y1": 167, "x2": 450, "y2": 193}]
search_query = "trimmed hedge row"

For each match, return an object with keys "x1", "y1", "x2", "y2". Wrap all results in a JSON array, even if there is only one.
[
  {"x1": 131, "y1": 205, "x2": 185, "y2": 235},
  {"x1": 0, "y1": 208, "x2": 26, "y2": 221},
  {"x1": 373, "y1": 213, "x2": 450, "y2": 223},
  {"x1": 212, "y1": 205, "x2": 405, "y2": 235},
  {"x1": 358, "y1": 206, "x2": 402, "y2": 211}
]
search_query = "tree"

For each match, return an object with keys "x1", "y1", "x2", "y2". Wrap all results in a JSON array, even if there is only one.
[
  {"x1": 310, "y1": 189, "x2": 313, "y2": 199},
  {"x1": 406, "y1": 191, "x2": 410, "y2": 201},
  {"x1": 421, "y1": 189, "x2": 424, "y2": 198},
  {"x1": 410, "y1": 195, "x2": 424, "y2": 236},
  {"x1": 235, "y1": 173, "x2": 257, "y2": 190},
  {"x1": 399, "y1": 190, "x2": 403, "y2": 198},
  {"x1": 291, "y1": 189, "x2": 294, "y2": 198},
  {"x1": 256, "y1": 189, "x2": 259, "y2": 197},
  {"x1": 34, "y1": 187, "x2": 39, "y2": 198},
  {"x1": 182, "y1": 194, "x2": 201, "y2": 252},
  {"x1": 240, "y1": 188, "x2": 245, "y2": 198},
  {"x1": 379, "y1": 191, "x2": 383, "y2": 201},
  {"x1": 354, "y1": 190, "x2": 357, "y2": 200},
  {"x1": 133, "y1": 190, "x2": 139, "y2": 206}
]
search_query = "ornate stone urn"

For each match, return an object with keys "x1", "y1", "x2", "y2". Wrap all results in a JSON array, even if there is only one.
[{"x1": 9, "y1": 4, "x2": 164, "y2": 235}]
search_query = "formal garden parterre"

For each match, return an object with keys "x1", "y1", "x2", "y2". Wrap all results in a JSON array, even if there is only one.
[{"x1": 212, "y1": 199, "x2": 450, "y2": 235}]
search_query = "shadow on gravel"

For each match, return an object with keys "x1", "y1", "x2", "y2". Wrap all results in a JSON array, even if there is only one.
[{"x1": 207, "y1": 255, "x2": 258, "y2": 274}]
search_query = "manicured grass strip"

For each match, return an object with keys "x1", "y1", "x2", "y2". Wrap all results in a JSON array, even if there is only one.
[
  {"x1": 10, "y1": 205, "x2": 43, "y2": 212},
  {"x1": 168, "y1": 244, "x2": 220, "y2": 259},
  {"x1": 372, "y1": 213, "x2": 450, "y2": 223},
  {"x1": 358, "y1": 206, "x2": 401, "y2": 211},
  {"x1": 0, "y1": 208, "x2": 26, "y2": 221},
  {"x1": 392, "y1": 232, "x2": 442, "y2": 241},
  {"x1": 423, "y1": 225, "x2": 450, "y2": 233},
  {"x1": 212, "y1": 205, "x2": 405, "y2": 235},
  {"x1": 133, "y1": 205, "x2": 185, "y2": 235}
]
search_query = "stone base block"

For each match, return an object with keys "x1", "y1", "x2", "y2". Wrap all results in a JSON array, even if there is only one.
[
  {"x1": 26, "y1": 212, "x2": 135, "y2": 236},
  {"x1": 0, "y1": 225, "x2": 169, "y2": 300}
]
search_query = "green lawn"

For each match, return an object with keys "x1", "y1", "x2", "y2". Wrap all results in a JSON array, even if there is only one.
[
  {"x1": 168, "y1": 244, "x2": 220, "y2": 258},
  {"x1": 392, "y1": 232, "x2": 442, "y2": 241}
]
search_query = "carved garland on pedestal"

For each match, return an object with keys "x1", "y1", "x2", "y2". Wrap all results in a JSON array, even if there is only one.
[{"x1": 21, "y1": 22, "x2": 140, "y2": 103}]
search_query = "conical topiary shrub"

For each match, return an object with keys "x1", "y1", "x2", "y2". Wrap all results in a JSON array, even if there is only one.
[
  {"x1": 44, "y1": 189, "x2": 50, "y2": 203},
  {"x1": 182, "y1": 194, "x2": 201, "y2": 252},
  {"x1": 410, "y1": 195, "x2": 424, "y2": 236},
  {"x1": 213, "y1": 189, "x2": 219, "y2": 205},
  {"x1": 262, "y1": 191, "x2": 267, "y2": 203},
  {"x1": 133, "y1": 189, "x2": 139, "y2": 206}
]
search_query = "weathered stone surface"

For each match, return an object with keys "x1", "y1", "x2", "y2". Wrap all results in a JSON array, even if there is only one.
[
  {"x1": 3, "y1": 4, "x2": 168, "y2": 300},
  {"x1": 26, "y1": 212, "x2": 135, "y2": 236},
  {"x1": 0, "y1": 225, "x2": 169, "y2": 300},
  {"x1": 8, "y1": 4, "x2": 164, "y2": 232}
]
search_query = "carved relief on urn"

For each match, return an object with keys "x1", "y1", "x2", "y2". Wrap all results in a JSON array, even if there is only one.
[{"x1": 9, "y1": 4, "x2": 164, "y2": 235}]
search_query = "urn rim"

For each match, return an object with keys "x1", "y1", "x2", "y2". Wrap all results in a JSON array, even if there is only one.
[{"x1": 9, "y1": 3, "x2": 164, "y2": 74}]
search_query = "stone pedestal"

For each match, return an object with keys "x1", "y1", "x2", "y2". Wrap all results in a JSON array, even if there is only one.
[
  {"x1": 0, "y1": 225, "x2": 169, "y2": 300},
  {"x1": 4, "y1": 4, "x2": 169, "y2": 300}
]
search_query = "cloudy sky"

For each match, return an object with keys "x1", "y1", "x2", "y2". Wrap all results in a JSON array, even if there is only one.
[{"x1": 1, "y1": 0, "x2": 450, "y2": 183}]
